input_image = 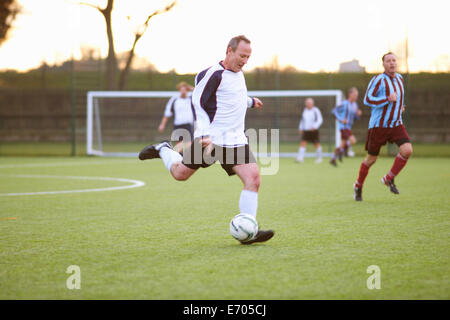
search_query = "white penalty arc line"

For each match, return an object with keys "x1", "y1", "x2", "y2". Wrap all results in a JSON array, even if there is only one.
[
  {"x1": 0, "y1": 174, "x2": 145, "y2": 196},
  {"x1": 0, "y1": 160, "x2": 134, "y2": 169}
]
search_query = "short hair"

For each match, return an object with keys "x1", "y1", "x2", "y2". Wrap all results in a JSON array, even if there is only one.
[
  {"x1": 347, "y1": 87, "x2": 358, "y2": 96},
  {"x1": 382, "y1": 52, "x2": 395, "y2": 62},
  {"x1": 227, "y1": 35, "x2": 251, "y2": 53},
  {"x1": 176, "y1": 81, "x2": 190, "y2": 90}
]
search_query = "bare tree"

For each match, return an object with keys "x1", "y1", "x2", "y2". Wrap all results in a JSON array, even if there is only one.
[
  {"x1": 80, "y1": 0, "x2": 177, "y2": 90},
  {"x1": 119, "y1": 1, "x2": 176, "y2": 90},
  {"x1": 0, "y1": 0, "x2": 21, "y2": 47}
]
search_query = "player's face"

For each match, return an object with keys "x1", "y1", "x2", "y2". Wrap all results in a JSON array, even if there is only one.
[
  {"x1": 383, "y1": 54, "x2": 397, "y2": 74},
  {"x1": 179, "y1": 85, "x2": 188, "y2": 97},
  {"x1": 349, "y1": 90, "x2": 358, "y2": 101},
  {"x1": 305, "y1": 99, "x2": 314, "y2": 109},
  {"x1": 227, "y1": 41, "x2": 251, "y2": 72}
]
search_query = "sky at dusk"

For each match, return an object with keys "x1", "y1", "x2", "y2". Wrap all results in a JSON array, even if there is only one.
[{"x1": 0, "y1": 0, "x2": 449, "y2": 73}]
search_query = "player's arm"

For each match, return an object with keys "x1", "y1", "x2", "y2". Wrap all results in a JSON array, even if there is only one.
[
  {"x1": 247, "y1": 97, "x2": 263, "y2": 109},
  {"x1": 332, "y1": 105, "x2": 346, "y2": 123},
  {"x1": 364, "y1": 75, "x2": 390, "y2": 108},
  {"x1": 158, "y1": 117, "x2": 169, "y2": 133},
  {"x1": 313, "y1": 108, "x2": 323, "y2": 129},
  {"x1": 298, "y1": 115, "x2": 304, "y2": 134},
  {"x1": 355, "y1": 104, "x2": 362, "y2": 119},
  {"x1": 159, "y1": 96, "x2": 175, "y2": 132}
]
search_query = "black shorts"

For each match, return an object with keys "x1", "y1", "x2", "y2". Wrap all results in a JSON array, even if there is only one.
[
  {"x1": 302, "y1": 130, "x2": 320, "y2": 143},
  {"x1": 182, "y1": 139, "x2": 256, "y2": 176},
  {"x1": 172, "y1": 123, "x2": 194, "y2": 142}
]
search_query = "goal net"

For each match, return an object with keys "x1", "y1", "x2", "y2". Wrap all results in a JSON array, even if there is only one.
[{"x1": 86, "y1": 90, "x2": 343, "y2": 157}]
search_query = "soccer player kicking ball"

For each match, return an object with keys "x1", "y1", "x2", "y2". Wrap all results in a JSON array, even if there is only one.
[
  {"x1": 354, "y1": 52, "x2": 413, "y2": 201},
  {"x1": 330, "y1": 87, "x2": 362, "y2": 167},
  {"x1": 139, "y1": 35, "x2": 275, "y2": 244}
]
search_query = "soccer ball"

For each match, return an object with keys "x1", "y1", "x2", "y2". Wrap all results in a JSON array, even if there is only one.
[{"x1": 230, "y1": 213, "x2": 258, "y2": 241}]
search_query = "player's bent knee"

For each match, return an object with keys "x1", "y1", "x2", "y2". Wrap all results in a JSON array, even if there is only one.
[
  {"x1": 364, "y1": 156, "x2": 377, "y2": 167},
  {"x1": 403, "y1": 149, "x2": 412, "y2": 159},
  {"x1": 170, "y1": 164, "x2": 194, "y2": 181},
  {"x1": 173, "y1": 173, "x2": 189, "y2": 181},
  {"x1": 400, "y1": 143, "x2": 413, "y2": 158},
  {"x1": 171, "y1": 170, "x2": 186, "y2": 181}
]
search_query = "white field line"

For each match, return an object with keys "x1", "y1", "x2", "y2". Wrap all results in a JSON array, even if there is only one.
[
  {"x1": 0, "y1": 160, "x2": 135, "y2": 169},
  {"x1": 0, "y1": 174, "x2": 145, "y2": 196}
]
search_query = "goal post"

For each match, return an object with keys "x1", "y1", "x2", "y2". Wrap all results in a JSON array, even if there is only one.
[
  {"x1": 86, "y1": 91, "x2": 178, "y2": 157},
  {"x1": 86, "y1": 90, "x2": 343, "y2": 157}
]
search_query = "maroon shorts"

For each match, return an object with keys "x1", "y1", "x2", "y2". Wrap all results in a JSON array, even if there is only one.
[
  {"x1": 365, "y1": 124, "x2": 410, "y2": 156},
  {"x1": 340, "y1": 129, "x2": 353, "y2": 140}
]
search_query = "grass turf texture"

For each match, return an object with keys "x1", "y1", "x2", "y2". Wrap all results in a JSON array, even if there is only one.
[{"x1": 0, "y1": 156, "x2": 449, "y2": 299}]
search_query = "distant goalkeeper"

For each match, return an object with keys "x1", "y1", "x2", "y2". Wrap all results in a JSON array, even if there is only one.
[
  {"x1": 158, "y1": 81, "x2": 195, "y2": 152},
  {"x1": 330, "y1": 87, "x2": 362, "y2": 166},
  {"x1": 296, "y1": 98, "x2": 323, "y2": 163}
]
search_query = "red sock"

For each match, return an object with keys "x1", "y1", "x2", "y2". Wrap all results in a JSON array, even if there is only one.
[
  {"x1": 332, "y1": 148, "x2": 341, "y2": 160},
  {"x1": 386, "y1": 153, "x2": 408, "y2": 181},
  {"x1": 355, "y1": 162, "x2": 370, "y2": 188}
]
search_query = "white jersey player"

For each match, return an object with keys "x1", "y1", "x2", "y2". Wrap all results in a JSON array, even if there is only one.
[
  {"x1": 158, "y1": 82, "x2": 194, "y2": 152},
  {"x1": 296, "y1": 98, "x2": 323, "y2": 163},
  {"x1": 138, "y1": 35, "x2": 275, "y2": 245},
  {"x1": 191, "y1": 61, "x2": 256, "y2": 147}
]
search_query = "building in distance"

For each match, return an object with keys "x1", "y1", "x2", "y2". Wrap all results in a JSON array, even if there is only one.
[{"x1": 339, "y1": 59, "x2": 366, "y2": 73}]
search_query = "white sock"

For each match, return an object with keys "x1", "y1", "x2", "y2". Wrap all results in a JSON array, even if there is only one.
[
  {"x1": 297, "y1": 147, "x2": 306, "y2": 160},
  {"x1": 159, "y1": 147, "x2": 182, "y2": 172},
  {"x1": 239, "y1": 190, "x2": 258, "y2": 218},
  {"x1": 316, "y1": 146, "x2": 322, "y2": 159},
  {"x1": 348, "y1": 141, "x2": 353, "y2": 152}
]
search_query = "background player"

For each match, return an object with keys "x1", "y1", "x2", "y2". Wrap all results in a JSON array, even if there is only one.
[
  {"x1": 346, "y1": 100, "x2": 361, "y2": 157},
  {"x1": 354, "y1": 52, "x2": 413, "y2": 201},
  {"x1": 330, "y1": 87, "x2": 362, "y2": 166},
  {"x1": 158, "y1": 81, "x2": 195, "y2": 152},
  {"x1": 139, "y1": 35, "x2": 274, "y2": 245},
  {"x1": 296, "y1": 98, "x2": 323, "y2": 163}
]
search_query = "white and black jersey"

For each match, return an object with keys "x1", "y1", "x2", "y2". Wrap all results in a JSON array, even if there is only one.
[
  {"x1": 299, "y1": 106, "x2": 323, "y2": 131},
  {"x1": 192, "y1": 61, "x2": 255, "y2": 147},
  {"x1": 164, "y1": 93, "x2": 195, "y2": 126}
]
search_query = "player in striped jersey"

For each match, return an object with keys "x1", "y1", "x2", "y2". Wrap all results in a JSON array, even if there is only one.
[
  {"x1": 330, "y1": 87, "x2": 362, "y2": 166},
  {"x1": 158, "y1": 82, "x2": 195, "y2": 152},
  {"x1": 353, "y1": 52, "x2": 413, "y2": 201},
  {"x1": 347, "y1": 101, "x2": 361, "y2": 157},
  {"x1": 138, "y1": 35, "x2": 274, "y2": 244}
]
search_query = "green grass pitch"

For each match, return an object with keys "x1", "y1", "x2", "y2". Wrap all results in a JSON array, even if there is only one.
[{"x1": 0, "y1": 155, "x2": 449, "y2": 299}]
